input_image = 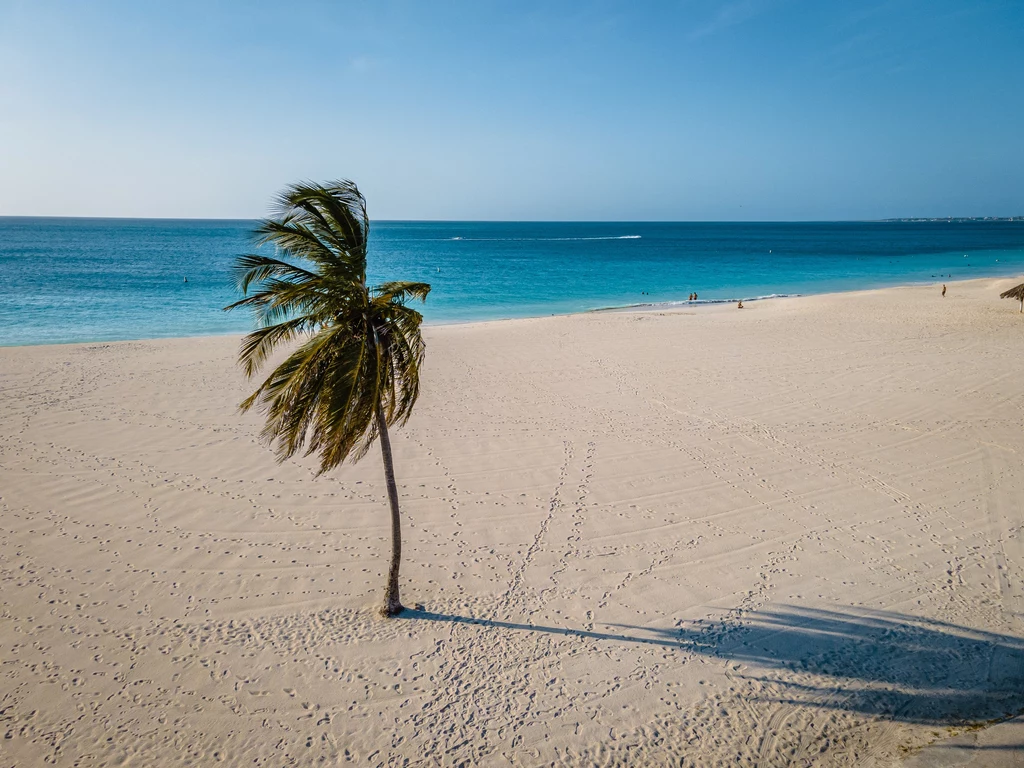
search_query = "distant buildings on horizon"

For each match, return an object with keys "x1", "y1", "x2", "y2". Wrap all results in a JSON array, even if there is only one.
[{"x1": 880, "y1": 216, "x2": 1024, "y2": 222}]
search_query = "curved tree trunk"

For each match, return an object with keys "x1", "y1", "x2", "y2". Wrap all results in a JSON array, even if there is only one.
[{"x1": 376, "y1": 403, "x2": 404, "y2": 616}]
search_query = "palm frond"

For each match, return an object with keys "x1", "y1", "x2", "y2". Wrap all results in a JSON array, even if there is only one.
[
  {"x1": 242, "y1": 325, "x2": 352, "y2": 459},
  {"x1": 226, "y1": 179, "x2": 429, "y2": 476},
  {"x1": 380, "y1": 317, "x2": 424, "y2": 427},
  {"x1": 372, "y1": 281, "x2": 432, "y2": 305},
  {"x1": 231, "y1": 253, "x2": 320, "y2": 294},
  {"x1": 268, "y1": 181, "x2": 368, "y2": 271},
  {"x1": 315, "y1": 331, "x2": 381, "y2": 467},
  {"x1": 252, "y1": 220, "x2": 339, "y2": 267},
  {"x1": 237, "y1": 316, "x2": 313, "y2": 378},
  {"x1": 226, "y1": 279, "x2": 333, "y2": 325}
]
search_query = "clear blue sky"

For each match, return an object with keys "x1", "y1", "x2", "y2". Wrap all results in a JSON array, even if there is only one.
[{"x1": 1, "y1": 0, "x2": 1021, "y2": 220}]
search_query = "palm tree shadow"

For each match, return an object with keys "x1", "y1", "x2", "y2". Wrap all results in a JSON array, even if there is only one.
[{"x1": 403, "y1": 605, "x2": 1024, "y2": 726}]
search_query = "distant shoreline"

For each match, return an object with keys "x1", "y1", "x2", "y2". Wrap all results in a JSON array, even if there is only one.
[
  {"x1": 5, "y1": 274, "x2": 1023, "y2": 349},
  {"x1": 877, "y1": 216, "x2": 1024, "y2": 223},
  {"x1": 590, "y1": 292, "x2": 800, "y2": 313}
]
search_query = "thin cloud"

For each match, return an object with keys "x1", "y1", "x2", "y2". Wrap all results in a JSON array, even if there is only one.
[
  {"x1": 349, "y1": 56, "x2": 376, "y2": 73},
  {"x1": 688, "y1": 0, "x2": 775, "y2": 41}
]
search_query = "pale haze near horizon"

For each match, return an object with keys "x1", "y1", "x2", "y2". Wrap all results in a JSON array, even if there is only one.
[{"x1": 0, "y1": 0, "x2": 1022, "y2": 221}]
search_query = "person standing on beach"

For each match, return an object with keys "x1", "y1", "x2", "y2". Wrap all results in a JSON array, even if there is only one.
[{"x1": 942, "y1": 284, "x2": 947, "y2": 297}]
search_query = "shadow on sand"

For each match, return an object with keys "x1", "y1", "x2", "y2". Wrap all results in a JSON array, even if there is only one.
[{"x1": 403, "y1": 604, "x2": 1024, "y2": 728}]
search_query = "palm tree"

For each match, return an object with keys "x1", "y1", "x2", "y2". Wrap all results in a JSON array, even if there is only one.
[{"x1": 226, "y1": 180, "x2": 430, "y2": 616}]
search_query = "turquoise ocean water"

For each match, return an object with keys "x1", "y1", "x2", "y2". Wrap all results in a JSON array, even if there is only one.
[{"x1": 2, "y1": 218, "x2": 1024, "y2": 346}]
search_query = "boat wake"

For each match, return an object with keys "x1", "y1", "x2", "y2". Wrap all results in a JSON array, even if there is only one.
[{"x1": 447, "y1": 235, "x2": 641, "y2": 242}]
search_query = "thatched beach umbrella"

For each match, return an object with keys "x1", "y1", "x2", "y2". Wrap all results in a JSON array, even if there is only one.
[{"x1": 1000, "y1": 283, "x2": 1024, "y2": 313}]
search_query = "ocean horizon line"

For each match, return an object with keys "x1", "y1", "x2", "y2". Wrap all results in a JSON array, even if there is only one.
[{"x1": 2, "y1": 214, "x2": 1023, "y2": 225}]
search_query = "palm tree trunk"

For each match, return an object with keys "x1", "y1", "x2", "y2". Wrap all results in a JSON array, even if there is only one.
[{"x1": 376, "y1": 403, "x2": 404, "y2": 616}]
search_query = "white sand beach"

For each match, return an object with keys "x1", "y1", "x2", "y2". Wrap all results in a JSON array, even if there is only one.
[{"x1": 2, "y1": 277, "x2": 1023, "y2": 766}]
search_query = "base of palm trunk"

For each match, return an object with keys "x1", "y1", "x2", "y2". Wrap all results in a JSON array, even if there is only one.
[{"x1": 379, "y1": 597, "x2": 405, "y2": 617}]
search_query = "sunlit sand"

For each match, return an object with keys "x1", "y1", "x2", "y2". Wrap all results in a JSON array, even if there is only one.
[{"x1": 2, "y1": 277, "x2": 1023, "y2": 766}]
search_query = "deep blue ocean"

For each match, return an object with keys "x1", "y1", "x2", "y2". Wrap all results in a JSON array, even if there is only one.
[{"x1": 2, "y1": 217, "x2": 1024, "y2": 346}]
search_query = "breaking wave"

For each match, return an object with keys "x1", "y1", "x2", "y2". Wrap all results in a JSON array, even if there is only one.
[{"x1": 591, "y1": 294, "x2": 798, "y2": 312}]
